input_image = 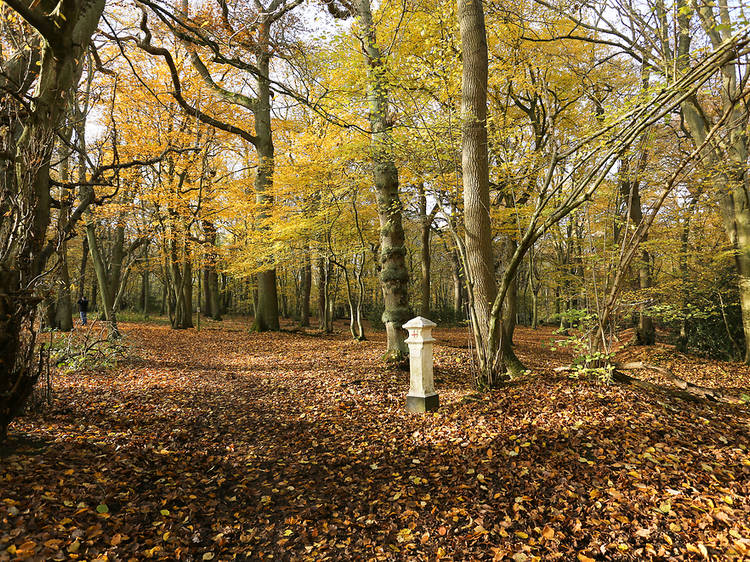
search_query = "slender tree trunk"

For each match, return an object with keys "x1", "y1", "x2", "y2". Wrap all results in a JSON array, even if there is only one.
[
  {"x1": 209, "y1": 269, "x2": 221, "y2": 321},
  {"x1": 418, "y1": 186, "x2": 433, "y2": 318},
  {"x1": 500, "y1": 237, "x2": 524, "y2": 375},
  {"x1": 54, "y1": 135, "x2": 73, "y2": 331},
  {"x1": 182, "y1": 254, "x2": 193, "y2": 328},
  {"x1": 91, "y1": 275, "x2": 98, "y2": 311},
  {"x1": 202, "y1": 267, "x2": 212, "y2": 317},
  {"x1": 86, "y1": 222, "x2": 119, "y2": 338},
  {"x1": 619, "y1": 159, "x2": 655, "y2": 345},
  {"x1": 317, "y1": 256, "x2": 332, "y2": 333},
  {"x1": 78, "y1": 236, "x2": 89, "y2": 302},
  {"x1": 300, "y1": 252, "x2": 312, "y2": 327},
  {"x1": 450, "y1": 249, "x2": 464, "y2": 316},
  {"x1": 677, "y1": 199, "x2": 696, "y2": 349}
]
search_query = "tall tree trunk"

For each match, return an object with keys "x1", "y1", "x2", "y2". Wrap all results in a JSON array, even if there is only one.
[
  {"x1": 675, "y1": 7, "x2": 750, "y2": 361},
  {"x1": 202, "y1": 221, "x2": 222, "y2": 321},
  {"x1": 458, "y1": 0, "x2": 500, "y2": 385},
  {"x1": 300, "y1": 252, "x2": 312, "y2": 327},
  {"x1": 356, "y1": 0, "x2": 410, "y2": 360},
  {"x1": 251, "y1": 53, "x2": 280, "y2": 332},
  {"x1": 169, "y1": 234, "x2": 193, "y2": 330},
  {"x1": 0, "y1": 0, "x2": 106, "y2": 438},
  {"x1": 677, "y1": 197, "x2": 698, "y2": 349}
]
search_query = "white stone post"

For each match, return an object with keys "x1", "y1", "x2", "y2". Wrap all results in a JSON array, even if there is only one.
[{"x1": 403, "y1": 316, "x2": 439, "y2": 412}]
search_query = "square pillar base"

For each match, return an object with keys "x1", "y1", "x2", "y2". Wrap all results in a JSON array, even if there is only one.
[{"x1": 406, "y1": 393, "x2": 439, "y2": 413}]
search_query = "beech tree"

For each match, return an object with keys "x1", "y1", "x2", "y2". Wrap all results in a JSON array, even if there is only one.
[{"x1": 0, "y1": 0, "x2": 106, "y2": 438}]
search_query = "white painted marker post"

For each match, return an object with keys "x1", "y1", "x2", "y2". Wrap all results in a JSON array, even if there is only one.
[{"x1": 403, "y1": 316, "x2": 439, "y2": 412}]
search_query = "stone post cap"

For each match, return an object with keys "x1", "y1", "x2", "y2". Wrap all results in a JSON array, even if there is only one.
[
  {"x1": 402, "y1": 316, "x2": 437, "y2": 329},
  {"x1": 403, "y1": 316, "x2": 436, "y2": 344}
]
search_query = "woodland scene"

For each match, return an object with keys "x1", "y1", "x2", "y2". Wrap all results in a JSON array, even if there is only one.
[{"x1": 1, "y1": 0, "x2": 750, "y2": 558}]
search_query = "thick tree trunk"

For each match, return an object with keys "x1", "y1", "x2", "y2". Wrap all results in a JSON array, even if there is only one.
[
  {"x1": 356, "y1": 0, "x2": 410, "y2": 360},
  {"x1": 732, "y1": 203, "x2": 750, "y2": 362}
]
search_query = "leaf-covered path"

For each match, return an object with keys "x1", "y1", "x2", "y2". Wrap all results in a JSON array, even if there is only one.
[{"x1": 2, "y1": 321, "x2": 750, "y2": 560}]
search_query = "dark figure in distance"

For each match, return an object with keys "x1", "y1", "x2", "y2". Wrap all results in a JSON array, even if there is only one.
[{"x1": 78, "y1": 296, "x2": 89, "y2": 326}]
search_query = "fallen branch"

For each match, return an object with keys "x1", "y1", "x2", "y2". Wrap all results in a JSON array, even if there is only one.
[
  {"x1": 616, "y1": 362, "x2": 741, "y2": 403},
  {"x1": 553, "y1": 362, "x2": 743, "y2": 404}
]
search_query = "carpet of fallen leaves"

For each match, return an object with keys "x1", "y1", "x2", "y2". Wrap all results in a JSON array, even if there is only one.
[{"x1": 2, "y1": 319, "x2": 750, "y2": 561}]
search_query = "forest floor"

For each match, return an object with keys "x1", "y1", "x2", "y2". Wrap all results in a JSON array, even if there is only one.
[{"x1": 2, "y1": 318, "x2": 750, "y2": 561}]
